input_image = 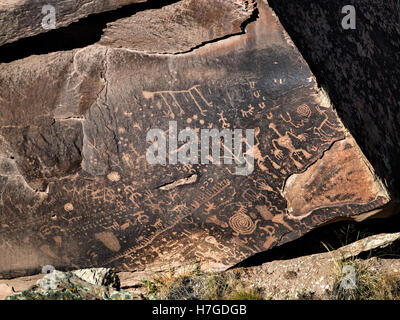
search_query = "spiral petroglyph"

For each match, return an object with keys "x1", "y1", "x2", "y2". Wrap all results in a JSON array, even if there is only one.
[
  {"x1": 229, "y1": 213, "x2": 256, "y2": 235},
  {"x1": 297, "y1": 104, "x2": 311, "y2": 118}
]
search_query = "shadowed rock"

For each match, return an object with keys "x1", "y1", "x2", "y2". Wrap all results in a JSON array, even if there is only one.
[{"x1": 267, "y1": 0, "x2": 400, "y2": 199}]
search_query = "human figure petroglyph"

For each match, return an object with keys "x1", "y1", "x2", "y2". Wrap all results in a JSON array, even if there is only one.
[
  {"x1": 143, "y1": 85, "x2": 212, "y2": 118},
  {"x1": 204, "y1": 202, "x2": 216, "y2": 214},
  {"x1": 269, "y1": 123, "x2": 312, "y2": 169},
  {"x1": 217, "y1": 111, "x2": 230, "y2": 128},
  {"x1": 241, "y1": 104, "x2": 254, "y2": 118}
]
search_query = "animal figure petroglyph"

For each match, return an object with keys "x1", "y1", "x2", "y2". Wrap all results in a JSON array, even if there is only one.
[
  {"x1": 313, "y1": 105, "x2": 341, "y2": 142},
  {"x1": 143, "y1": 85, "x2": 212, "y2": 118}
]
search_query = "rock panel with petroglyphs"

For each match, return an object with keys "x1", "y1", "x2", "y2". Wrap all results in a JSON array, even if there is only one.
[{"x1": 0, "y1": 0, "x2": 392, "y2": 277}]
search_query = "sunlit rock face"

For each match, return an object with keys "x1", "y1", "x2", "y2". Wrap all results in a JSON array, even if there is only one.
[
  {"x1": 0, "y1": 0, "x2": 392, "y2": 277},
  {"x1": 0, "y1": 0, "x2": 147, "y2": 46}
]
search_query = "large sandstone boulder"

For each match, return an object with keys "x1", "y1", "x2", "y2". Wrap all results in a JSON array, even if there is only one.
[
  {"x1": 0, "y1": 0, "x2": 147, "y2": 46},
  {"x1": 0, "y1": 0, "x2": 396, "y2": 277}
]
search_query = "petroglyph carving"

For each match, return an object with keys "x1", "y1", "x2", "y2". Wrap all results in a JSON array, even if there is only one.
[
  {"x1": 229, "y1": 212, "x2": 257, "y2": 235},
  {"x1": 297, "y1": 104, "x2": 312, "y2": 118},
  {"x1": 313, "y1": 106, "x2": 342, "y2": 143},
  {"x1": 269, "y1": 123, "x2": 312, "y2": 169},
  {"x1": 241, "y1": 104, "x2": 255, "y2": 118},
  {"x1": 143, "y1": 85, "x2": 212, "y2": 118},
  {"x1": 217, "y1": 111, "x2": 230, "y2": 128}
]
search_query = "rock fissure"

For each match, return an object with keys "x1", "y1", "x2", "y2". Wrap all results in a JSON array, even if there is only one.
[
  {"x1": 157, "y1": 173, "x2": 198, "y2": 191},
  {"x1": 0, "y1": 0, "x2": 257, "y2": 63},
  {"x1": 280, "y1": 135, "x2": 346, "y2": 200}
]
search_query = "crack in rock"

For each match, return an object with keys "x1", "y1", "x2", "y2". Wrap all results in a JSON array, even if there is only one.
[{"x1": 157, "y1": 174, "x2": 198, "y2": 191}]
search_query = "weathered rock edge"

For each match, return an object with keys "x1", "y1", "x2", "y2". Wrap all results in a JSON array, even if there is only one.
[{"x1": 0, "y1": 0, "x2": 147, "y2": 46}]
